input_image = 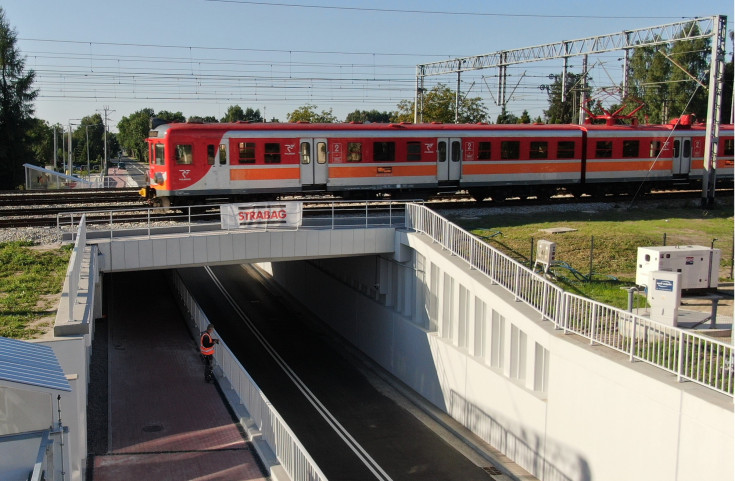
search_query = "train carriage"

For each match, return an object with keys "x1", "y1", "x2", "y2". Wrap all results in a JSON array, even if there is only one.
[{"x1": 142, "y1": 118, "x2": 733, "y2": 206}]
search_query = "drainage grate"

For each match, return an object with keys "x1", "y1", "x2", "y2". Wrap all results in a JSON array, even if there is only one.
[
  {"x1": 142, "y1": 424, "x2": 163, "y2": 433},
  {"x1": 483, "y1": 466, "x2": 503, "y2": 475}
]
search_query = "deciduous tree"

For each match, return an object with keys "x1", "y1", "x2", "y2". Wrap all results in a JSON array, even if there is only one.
[
  {"x1": 117, "y1": 108, "x2": 154, "y2": 162},
  {"x1": 345, "y1": 109, "x2": 392, "y2": 123},
  {"x1": 394, "y1": 84, "x2": 488, "y2": 124},
  {"x1": 287, "y1": 104, "x2": 337, "y2": 123}
]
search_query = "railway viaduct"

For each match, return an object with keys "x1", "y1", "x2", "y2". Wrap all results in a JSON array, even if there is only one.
[{"x1": 39, "y1": 203, "x2": 734, "y2": 481}]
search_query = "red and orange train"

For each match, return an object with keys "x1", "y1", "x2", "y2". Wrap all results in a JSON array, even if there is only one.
[{"x1": 141, "y1": 117, "x2": 734, "y2": 206}]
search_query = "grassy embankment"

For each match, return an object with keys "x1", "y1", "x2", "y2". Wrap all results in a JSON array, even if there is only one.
[
  {"x1": 440, "y1": 198, "x2": 734, "y2": 310},
  {"x1": 0, "y1": 241, "x2": 72, "y2": 339}
]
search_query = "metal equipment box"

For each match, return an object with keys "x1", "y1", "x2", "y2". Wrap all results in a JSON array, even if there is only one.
[
  {"x1": 537, "y1": 240, "x2": 556, "y2": 265},
  {"x1": 535, "y1": 240, "x2": 557, "y2": 273},
  {"x1": 635, "y1": 245, "x2": 721, "y2": 290}
]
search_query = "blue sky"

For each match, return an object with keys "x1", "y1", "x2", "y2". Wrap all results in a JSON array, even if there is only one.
[{"x1": 2, "y1": 0, "x2": 732, "y2": 130}]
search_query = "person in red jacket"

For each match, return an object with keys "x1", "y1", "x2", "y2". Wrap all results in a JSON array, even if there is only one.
[{"x1": 200, "y1": 324, "x2": 219, "y2": 383}]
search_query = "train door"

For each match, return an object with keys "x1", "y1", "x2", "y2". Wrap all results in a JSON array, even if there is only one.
[
  {"x1": 300, "y1": 138, "x2": 328, "y2": 188},
  {"x1": 673, "y1": 137, "x2": 692, "y2": 175},
  {"x1": 437, "y1": 138, "x2": 462, "y2": 182},
  {"x1": 210, "y1": 142, "x2": 228, "y2": 188}
]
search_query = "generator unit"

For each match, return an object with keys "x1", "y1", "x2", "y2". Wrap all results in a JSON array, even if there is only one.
[{"x1": 635, "y1": 245, "x2": 720, "y2": 290}]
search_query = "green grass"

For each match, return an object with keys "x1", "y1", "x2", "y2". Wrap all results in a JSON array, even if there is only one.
[
  {"x1": 0, "y1": 241, "x2": 72, "y2": 339},
  {"x1": 441, "y1": 198, "x2": 734, "y2": 309}
]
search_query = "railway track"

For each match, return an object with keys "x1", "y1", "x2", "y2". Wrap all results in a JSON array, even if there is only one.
[
  {"x1": 0, "y1": 188, "x2": 143, "y2": 206},
  {"x1": 0, "y1": 187, "x2": 729, "y2": 230}
]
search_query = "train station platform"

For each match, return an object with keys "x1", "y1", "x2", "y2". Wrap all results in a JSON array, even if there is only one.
[{"x1": 88, "y1": 270, "x2": 268, "y2": 481}]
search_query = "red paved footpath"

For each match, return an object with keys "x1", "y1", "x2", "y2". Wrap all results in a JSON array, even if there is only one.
[{"x1": 91, "y1": 271, "x2": 269, "y2": 481}]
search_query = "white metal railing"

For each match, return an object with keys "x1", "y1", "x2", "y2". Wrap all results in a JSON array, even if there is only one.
[
  {"x1": 59, "y1": 200, "x2": 410, "y2": 241},
  {"x1": 172, "y1": 273, "x2": 328, "y2": 481},
  {"x1": 65, "y1": 215, "x2": 87, "y2": 321},
  {"x1": 405, "y1": 203, "x2": 734, "y2": 397},
  {"x1": 24, "y1": 163, "x2": 141, "y2": 190}
]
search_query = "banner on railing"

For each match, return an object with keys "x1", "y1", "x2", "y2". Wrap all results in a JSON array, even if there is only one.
[{"x1": 221, "y1": 202, "x2": 303, "y2": 229}]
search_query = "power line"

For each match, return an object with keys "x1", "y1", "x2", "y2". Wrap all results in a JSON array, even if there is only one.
[{"x1": 204, "y1": 0, "x2": 691, "y2": 20}]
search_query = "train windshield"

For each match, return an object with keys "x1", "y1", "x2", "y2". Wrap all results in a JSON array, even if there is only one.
[{"x1": 154, "y1": 144, "x2": 165, "y2": 165}]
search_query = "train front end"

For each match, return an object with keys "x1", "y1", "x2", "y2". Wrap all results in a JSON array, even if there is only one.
[{"x1": 142, "y1": 120, "x2": 226, "y2": 207}]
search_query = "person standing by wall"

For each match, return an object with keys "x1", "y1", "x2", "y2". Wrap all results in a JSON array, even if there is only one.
[{"x1": 200, "y1": 324, "x2": 219, "y2": 383}]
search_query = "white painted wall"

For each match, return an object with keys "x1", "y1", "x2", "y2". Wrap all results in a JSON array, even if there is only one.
[
  {"x1": 267, "y1": 231, "x2": 733, "y2": 481},
  {"x1": 39, "y1": 337, "x2": 89, "y2": 481}
]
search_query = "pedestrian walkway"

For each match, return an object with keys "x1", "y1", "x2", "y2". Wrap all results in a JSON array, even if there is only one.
[{"x1": 89, "y1": 271, "x2": 268, "y2": 481}]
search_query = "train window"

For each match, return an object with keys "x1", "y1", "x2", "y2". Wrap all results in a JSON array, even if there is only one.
[
  {"x1": 623, "y1": 140, "x2": 639, "y2": 158},
  {"x1": 673, "y1": 140, "x2": 680, "y2": 158},
  {"x1": 477, "y1": 142, "x2": 491, "y2": 160},
  {"x1": 683, "y1": 140, "x2": 691, "y2": 157},
  {"x1": 529, "y1": 141, "x2": 548, "y2": 159},
  {"x1": 438, "y1": 141, "x2": 447, "y2": 162},
  {"x1": 595, "y1": 141, "x2": 613, "y2": 158},
  {"x1": 219, "y1": 144, "x2": 227, "y2": 165},
  {"x1": 317, "y1": 142, "x2": 327, "y2": 164},
  {"x1": 407, "y1": 142, "x2": 421, "y2": 161},
  {"x1": 175, "y1": 144, "x2": 193, "y2": 164},
  {"x1": 238, "y1": 142, "x2": 255, "y2": 164},
  {"x1": 374, "y1": 141, "x2": 395, "y2": 162},
  {"x1": 724, "y1": 139, "x2": 734, "y2": 155},
  {"x1": 557, "y1": 141, "x2": 575, "y2": 159},
  {"x1": 500, "y1": 141, "x2": 520, "y2": 160},
  {"x1": 451, "y1": 141, "x2": 461, "y2": 162},
  {"x1": 207, "y1": 145, "x2": 216, "y2": 165},
  {"x1": 264, "y1": 143, "x2": 281, "y2": 163},
  {"x1": 347, "y1": 142, "x2": 362, "y2": 162},
  {"x1": 154, "y1": 144, "x2": 165, "y2": 165},
  {"x1": 301, "y1": 142, "x2": 311, "y2": 164},
  {"x1": 650, "y1": 141, "x2": 662, "y2": 158}
]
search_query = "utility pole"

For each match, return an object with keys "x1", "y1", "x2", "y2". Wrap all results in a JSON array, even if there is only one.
[
  {"x1": 53, "y1": 126, "x2": 57, "y2": 171},
  {"x1": 67, "y1": 121, "x2": 73, "y2": 175},
  {"x1": 98, "y1": 106, "x2": 115, "y2": 178}
]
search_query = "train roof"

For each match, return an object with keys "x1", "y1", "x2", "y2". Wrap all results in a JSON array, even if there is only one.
[{"x1": 149, "y1": 120, "x2": 727, "y2": 138}]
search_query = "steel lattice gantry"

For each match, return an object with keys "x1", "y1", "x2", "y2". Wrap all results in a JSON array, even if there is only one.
[{"x1": 414, "y1": 15, "x2": 728, "y2": 206}]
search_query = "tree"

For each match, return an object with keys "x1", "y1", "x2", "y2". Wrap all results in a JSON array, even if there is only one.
[
  {"x1": 222, "y1": 105, "x2": 245, "y2": 122},
  {"x1": 26, "y1": 118, "x2": 52, "y2": 167},
  {"x1": 496, "y1": 109, "x2": 519, "y2": 124},
  {"x1": 722, "y1": 60, "x2": 733, "y2": 124},
  {"x1": 287, "y1": 104, "x2": 337, "y2": 123},
  {"x1": 72, "y1": 114, "x2": 105, "y2": 168},
  {"x1": 0, "y1": 7, "x2": 37, "y2": 189},
  {"x1": 345, "y1": 109, "x2": 392, "y2": 123},
  {"x1": 667, "y1": 24, "x2": 709, "y2": 121},
  {"x1": 627, "y1": 25, "x2": 711, "y2": 124},
  {"x1": 543, "y1": 72, "x2": 590, "y2": 124},
  {"x1": 117, "y1": 108, "x2": 154, "y2": 162},
  {"x1": 221, "y1": 105, "x2": 263, "y2": 123},
  {"x1": 156, "y1": 110, "x2": 185, "y2": 123},
  {"x1": 519, "y1": 110, "x2": 531, "y2": 124},
  {"x1": 394, "y1": 83, "x2": 488, "y2": 124}
]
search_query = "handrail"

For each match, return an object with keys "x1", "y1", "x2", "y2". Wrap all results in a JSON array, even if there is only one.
[
  {"x1": 57, "y1": 199, "x2": 410, "y2": 239},
  {"x1": 65, "y1": 215, "x2": 87, "y2": 321},
  {"x1": 404, "y1": 203, "x2": 733, "y2": 396},
  {"x1": 171, "y1": 273, "x2": 328, "y2": 481}
]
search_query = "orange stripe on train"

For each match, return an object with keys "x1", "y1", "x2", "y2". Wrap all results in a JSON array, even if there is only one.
[
  {"x1": 329, "y1": 165, "x2": 436, "y2": 178},
  {"x1": 585, "y1": 159, "x2": 672, "y2": 172},
  {"x1": 463, "y1": 162, "x2": 581, "y2": 175},
  {"x1": 230, "y1": 167, "x2": 299, "y2": 181}
]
